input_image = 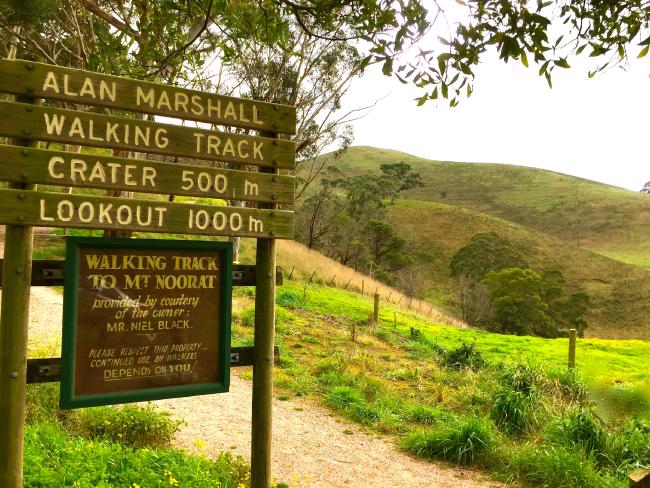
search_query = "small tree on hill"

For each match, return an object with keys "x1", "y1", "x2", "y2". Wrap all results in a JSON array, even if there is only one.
[
  {"x1": 450, "y1": 232, "x2": 528, "y2": 324},
  {"x1": 379, "y1": 162, "x2": 424, "y2": 204},
  {"x1": 482, "y1": 268, "x2": 555, "y2": 337},
  {"x1": 481, "y1": 267, "x2": 590, "y2": 338},
  {"x1": 451, "y1": 232, "x2": 528, "y2": 283}
]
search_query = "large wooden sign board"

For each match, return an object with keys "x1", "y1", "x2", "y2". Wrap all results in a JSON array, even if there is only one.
[
  {"x1": 0, "y1": 59, "x2": 293, "y2": 488},
  {"x1": 60, "y1": 238, "x2": 232, "y2": 409}
]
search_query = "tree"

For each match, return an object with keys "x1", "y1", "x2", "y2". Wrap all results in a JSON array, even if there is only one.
[
  {"x1": 295, "y1": 181, "x2": 343, "y2": 249},
  {"x1": 450, "y1": 232, "x2": 528, "y2": 283},
  {"x1": 366, "y1": 220, "x2": 412, "y2": 282},
  {"x1": 481, "y1": 267, "x2": 589, "y2": 337},
  {"x1": 482, "y1": 267, "x2": 555, "y2": 337},
  {"x1": 553, "y1": 292, "x2": 590, "y2": 337},
  {"x1": 379, "y1": 162, "x2": 424, "y2": 204},
  {"x1": 214, "y1": 1, "x2": 650, "y2": 107},
  {"x1": 9, "y1": 1, "x2": 649, "y2": 106}
]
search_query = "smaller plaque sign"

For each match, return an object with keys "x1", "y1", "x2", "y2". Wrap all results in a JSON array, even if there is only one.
[{"x1": 60, "y1": 237, "x2": 232, "y2": 409}]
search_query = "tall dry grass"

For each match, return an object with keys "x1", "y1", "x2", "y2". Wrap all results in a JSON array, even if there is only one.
[{"x1": 277, "y1": 240, "x2": 465, "y2": 328}]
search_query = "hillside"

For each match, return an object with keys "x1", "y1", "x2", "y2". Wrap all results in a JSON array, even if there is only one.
[
  {"x1": 388, "y1": 200, "x2": 650, "y2": 340},
  {"x1": 313, "y1": 146, "x2": 650, "y2": 339},
  {"x1": 329, "y1": 146, "x2": 650, "y2": 268}
]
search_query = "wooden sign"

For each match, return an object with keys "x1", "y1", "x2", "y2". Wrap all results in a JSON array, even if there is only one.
[
  {"x1": 0, "y1": 188, "x2": 294, "y2": 239},
  {"x1": 0, "y1": 101, "x2": 295, "y2": 169},
  {"x1": 0, "y1": 59, "x2": 296, "y2": 134},
  {"x1": 60, "y1": 238, "x2": 232, "y2": 408},
  {"x1": 0, "y1": 144, "x2": 295, "y2": 204},
  {"x1": 0, "y1": 59, "x2": 291, "y2": 487}
]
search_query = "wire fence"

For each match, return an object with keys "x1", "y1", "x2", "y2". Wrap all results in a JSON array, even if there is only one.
[{"x1": 277, "y1": 240, "x2": 465, "y2": 328}]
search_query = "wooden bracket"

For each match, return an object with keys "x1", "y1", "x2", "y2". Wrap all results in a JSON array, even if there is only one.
[
  {"x1": 26, "y1": 346, "x2": 279, "y2": 384},
  {"x1": 0, "y1": 260, "x2": 283, "y2": 287}
]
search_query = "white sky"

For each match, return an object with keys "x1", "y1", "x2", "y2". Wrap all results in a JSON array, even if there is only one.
[{"x1": 344, "y1": 51, "x2": 650, "y2": 192}]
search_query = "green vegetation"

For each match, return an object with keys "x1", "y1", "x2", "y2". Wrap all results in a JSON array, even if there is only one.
[
  {"x1": 23, "y1": 383, "x2": 252, "y2": 487},
  {"x1": 25, "y1": 424, "x2": 249, "y2": 488},
  {"x1": 295, "y1": 162, "x2": 424, "y2": 285},
  {"x1": 230, "y1": 279, "x2": 650, "y2": 487}
]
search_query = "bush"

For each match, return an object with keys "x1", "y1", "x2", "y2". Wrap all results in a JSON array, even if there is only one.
[
  {"x1": 26, "y1": 386, "x2": 181, "y2": 448},
  {"x1": 26, "y1": 383, "x2": 67, "y2": 425},
  {"x1": 403, "y1": 404, "x2": 448, "y2": 426},
  {"x1": 74, "y1": 404, "x2": 183, "y2": 448},
  {"x1": 491, "y1": 388, "x2": 535, "y2": 435},
  {"x1": 502, "y1": 444, "x2": 614, "y2": 488},
  {"x1": 543, "y1": 364, "x2": 588, "y2": 403},
  {"x1": 491, "y1": 364, "x2": 542, "y2": 434},
  {"x1": 500, "y1": 364, "x2": 539, "y2": 396},
  {"x1": 276, "y1": 306, "x2": 296, "y2": 325},
  {"x1": 605, "y1": 418, "x2": 650, "y2": 475},
  {"x1": 547, "y1": 408, "x2": 608, "y2": 456},
  {"x1": 401, "y1": 417, "x2": 495, "y2": 466},
  {"x1": 443, "y1": 342, "x2": 485, "y2": 371},
  {"x1": 276, "y1": 290, "x2": 307, "y2": 309},
  {"x1": 408, "y1": 328, "x2": 447, "y2": 356}
]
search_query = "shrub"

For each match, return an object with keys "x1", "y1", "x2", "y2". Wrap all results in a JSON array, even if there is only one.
[
  {"x1": 548, "y1": 408, "x2": 608, "y2": 455},
  {"x1": 605, "y1": 418, "x2": 650, "y2": 475},
  {"x1": 491, "y1": 364, "x2": 542, "y2": 434},
  {"x1": 401, "y1": 417, "x2": 494, "y2": 466},
  {"x1": 276, "y1": 290, "x2": 307, "y2": 309},
  {"x1": 543, "y1": 364, "x2": 588, "y2": 403},
  {"x1": 403, "y1": 404, "x2": 448, "y2": 426},
  {"x1": 408, "y1": 328, "x2": 447, "y2": 356},
  {"x1": 276, "y1": 306, "x2": 296, "y2": 325},
  {"x1": 502, "y1": 444, "x2": 613, "y2": 488},
  {"x1": 443, "y1": 342, "x2": 485, "y2": 371},
  {"x1": 500, "y1": 364, "x2": 539, "y2": 396},
  {"x1": 491, "y1": 388, "x2": 535, "y2": 435},
  {"x1": 74, "y1": 404, "x2": 183, "y2": 448},
  {"x1": 325, "y1": 386, "x2": 365, "y2": 409},
  {"x1": 26, "y1": 383, "x2": 67, "y2": 425}
]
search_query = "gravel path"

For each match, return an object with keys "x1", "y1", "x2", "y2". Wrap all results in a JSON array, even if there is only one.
[
  {"x1": 2, "y1": 228, "x2": 500, "y2": 487},
  {"x1": 158, "y1": 373, "x2": 498, "y2": 488}
]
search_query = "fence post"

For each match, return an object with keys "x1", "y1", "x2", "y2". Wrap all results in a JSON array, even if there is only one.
[
  {"x1": 373, "y1": 293, "x2": 379, "y2": 324},
  {"x1": 568, "y1": 328, "x2": 576, "y2": 369},
  {"x1": 361, "y1": 280, "x2": 364, "y2": 296},
  {"x1": 629, "y1": 468, "x2": 650, "y2": 487}
]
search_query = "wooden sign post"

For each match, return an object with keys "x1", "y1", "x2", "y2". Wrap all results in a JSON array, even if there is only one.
[
  {"x1": 0, "y1": 96, "x2": 38, "y2": 488},
  {"x1": 0, "y1": 60, "x2": 295, "y2": 488}
]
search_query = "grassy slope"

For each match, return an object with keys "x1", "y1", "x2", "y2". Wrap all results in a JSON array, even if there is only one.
[
  {"x1": 233, "y1": 281, "x2": 650, "y2": 486},
  {"x1": 329, "y1": 146, "x2": 650, "y2": 267},
  {"x1": 388, "y1": 200, "x2": 650, "y2": 340}
]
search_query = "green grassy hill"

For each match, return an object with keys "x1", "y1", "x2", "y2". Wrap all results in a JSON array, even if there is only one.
[
  {"x1": 388, "y1": 200, "x2": 650, "y2": 339},
  {"x1": 330, "y1": 146, "x2": 650, "y2": 267},
  {"x1": 318, "y1": 146, "x2": 650, "y2": 339}
]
